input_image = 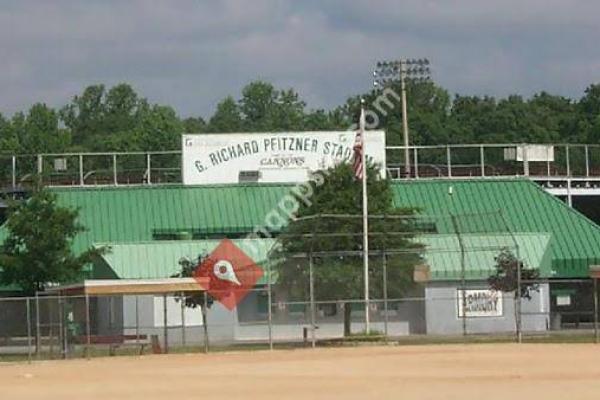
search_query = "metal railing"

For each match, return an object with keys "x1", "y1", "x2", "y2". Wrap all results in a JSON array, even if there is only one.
[
  {"x1": 386, "y1": 143, "x2": 600, "y2": 181},
  {"x1": 0, "y1": 151, "x2": 182, "y2": 189},
  {"x1": 0, "y1": 143, "x2": 598, "y2": 189}
]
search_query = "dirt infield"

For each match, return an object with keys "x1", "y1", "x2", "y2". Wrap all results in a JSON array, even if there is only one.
[{"x1": 2, "y1": 343, "x2": 600, "y2": 400}]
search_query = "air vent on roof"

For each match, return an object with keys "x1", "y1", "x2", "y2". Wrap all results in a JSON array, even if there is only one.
[{"x1": 239, "y1": 170, "x2": 260, "y2": 183}]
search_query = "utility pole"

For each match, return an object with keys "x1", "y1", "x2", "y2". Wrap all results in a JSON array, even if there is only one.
[{"x1": 374, "y1": 59, "x2": 431, "y2": 177}]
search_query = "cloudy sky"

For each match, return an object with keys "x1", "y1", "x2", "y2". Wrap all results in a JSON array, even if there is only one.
[{"x1": 1, "y1": 0, "x2": 599, "y2": 118}]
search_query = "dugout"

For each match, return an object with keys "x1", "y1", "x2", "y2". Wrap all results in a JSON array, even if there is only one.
[
  {"x1": 44, "y1": 277, "x2": 210, "y2": 356},
  {"x1": 88, "y1": 239, "x2": 276, "y2": 345}
]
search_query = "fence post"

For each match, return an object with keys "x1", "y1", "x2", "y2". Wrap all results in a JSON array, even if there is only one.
[
  {"x1": 450, "y1": 214, "x2": 467, "y2": 337},
  {"x1": 546, "y1": 146, "x2": 551, "y2": 176},
  {"x1": 382, "y1": 214, "x2": 389, "y2": 339},
  {"x1": 523, "y1": 144, "x2": 530, "y2": 176},
  {"x1": 79, "y1": 154, "x2": 84, "y2": 186},
  {"x1": 35, "y1": 292, "x2": 40, "y2": 358},
  {"x1": 382, "y1": 252, "x2": 389, "y2": 339},
  {"x1": 135, "y1": 295, "x2": 140, "y2": 343},
  {"x1": 267, "y1": 261, "x2": 273, "y2": 351},
  {"x1": 26, "y1": 298, "x2": 32, "y2": 363},
  {"x1": 37, "y1": 155, "x2": 43, "y2": 175},
  {"x1": 163, "y1": 294, "x2": 168, "y2": 354},
  {"x1": 181, "y1": 292, "x2": 186, "y2": 348},
  {"x1": 146, "y1": 153, "x2": 152, "y2": 184},
  {"x1": 446, "y1": 146, "x2": 452, "y2": 177},
  {"x1": 202, "y1": 291, "x2": 209, "y2": 353},
  {"x1": 594, "y1": 278, "x2": 598, "y2": 344},
  {"x1": 85, "y1": 294, "x2": 91, "y2": 359},
  {"x1": 63, "y1": 296, "x2": 69, "y2": 359},
  {"x1": 585, "y1": 146, "x2": 590, "y2": 177},
  {"x1": 515, "y1": 248, "x2": 523, "y2": 344},
  {"x1": 480, "y1": 145, "x2": 485, "y2": 177},
  {"x1": 566, "y1": 145, "x2": 571, "y2": 177},
  {"x1": 499, "y1": 211, "x2": 522, "y2": 343},
  {"x1": 113, "y1": 154, "x2": 118, "y2": 185},
  {"x1": 309, "y1": 254, "x2": 316, "y2": 348},
  {"x1": 49, "y1": 296, "x2": 54, "y2": 358},
  {"x1": 58, "y1": 296, "x2": 66, "y2": 359},
  {"x1": 11, "y1": 155, "x2": 16, "y2": 189},
  {"x1": 413, "y1": 147, "x2": 419, "y2": 178}
]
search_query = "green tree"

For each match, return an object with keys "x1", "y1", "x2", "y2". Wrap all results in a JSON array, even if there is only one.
[
  {"x1": 239, "y1": 81, "x2": 279, "y2": 131},
  {"x1": 104, "y1": 84, "x2": 141, "y2": 134},
  {"x1": 23, "y1": 103, "x2": 70, "y2": 153},
  {"x1": 133, "y1": 105, "x2": 183, "y2": 151},
  {"x1": 60, "y1": 84, "x2": 107, "y2": 148},
  {"x1": 578, "y1": 84, "x2": 600, "y2": 143},
  {"x1": 303, "y1": 109, "x2": 341, "y2": 131},
  {"x1": 0, "y1": 189, "x2": 99, "y2": 295},
  {"x1": 0, "y1": 113, "x2": 20, "y2": 153},
  {"x1": 207, "y1": 97, "x2": 244, "y2": 133},
  {"x1": 182, "y1": 117, "x2": 207, "y2": 133},
  {"x1": 171, "y1": 254, "x2": 214, "y2": 309},
  {"x1": 488, "y1": 249, "x2": 540, "y2": 299},
  {"x1": 488, "y1": 249, "x2": 540, "y2": 334},
  {"x1": 275, "y1": 163, "x2": 422, "y2": 336},
  {"x1": 238, "y1": 81, "x2": 308, "y2": 131},
  {"x1": 60, "y1": 83, "x2": 182, "y2": 152}
]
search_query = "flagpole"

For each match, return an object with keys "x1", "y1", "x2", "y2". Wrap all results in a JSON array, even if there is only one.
[{"x1": 360, "y1": 100, "x2": 370, "y2": 335}]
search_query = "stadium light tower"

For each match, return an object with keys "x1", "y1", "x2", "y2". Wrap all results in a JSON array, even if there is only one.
[{"x1": 373, "y1": 59, "x2": 431, "y2": 176}]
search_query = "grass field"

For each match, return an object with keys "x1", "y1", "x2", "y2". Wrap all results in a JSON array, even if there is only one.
[{"x1": 2, "y1": 343, "x2": 600, "y2": 400}]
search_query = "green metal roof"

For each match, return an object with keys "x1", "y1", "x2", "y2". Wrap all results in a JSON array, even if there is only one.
[
  {"x1": 52, "y1": 184, "x2": 289, "y2": 254},
  {"x1": 93, "y1": 238, "x2": 277, "y2": 284},
  {"x1": 44, "y1": 178, "x2": 600, "y2": 280},
  {"x1": 93, "y1": 233, "x2": 550, "y2": 284},
  {"x1": 392, "y1": 179, "x2": 600, "y2": 278},
  {"x1": 420, "y1": 233, "x2": 552, "y2": 281}
]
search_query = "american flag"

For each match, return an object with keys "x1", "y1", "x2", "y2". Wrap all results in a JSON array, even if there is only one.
[{"x1": 353, "y1": 107, "x2": 366, "y2": 180}]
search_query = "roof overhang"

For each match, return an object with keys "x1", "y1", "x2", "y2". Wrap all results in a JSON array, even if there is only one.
[
  {"x1": 589, "y1": 265, "x2": 600, "y2": 279},
  {"x1": 44, "y1": 277, "x2": 209, "y2": 296}
]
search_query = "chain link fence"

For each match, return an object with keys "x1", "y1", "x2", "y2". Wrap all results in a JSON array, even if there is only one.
[
  {"x1": 1, "y1": 283, "x2": 599, "y2": 361},
  {"x1": 1, "y1": 211, "x2": 599, "y2": 361}
]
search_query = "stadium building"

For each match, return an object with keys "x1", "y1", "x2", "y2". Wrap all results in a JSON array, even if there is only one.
[{"x1": 1, "y1": 132, "x2": 600, "y2": 343}]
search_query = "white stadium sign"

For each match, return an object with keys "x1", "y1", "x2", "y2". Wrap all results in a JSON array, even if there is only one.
[{"x1": 182, "y1": 131, "x2": 386, "y2": 185}]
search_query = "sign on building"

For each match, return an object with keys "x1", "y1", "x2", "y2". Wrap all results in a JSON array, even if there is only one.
[
  {"x1": 503, "y1": 145, "x2": 554, "y2": 162},
  {"x1": 182, "y1": 131, "x2": 386, "y2": 185},
  {"x1": 457, "y1": 289, "x2": 503, "y2": 318}
]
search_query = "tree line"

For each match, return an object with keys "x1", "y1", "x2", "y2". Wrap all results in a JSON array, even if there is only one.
[{"x1": 1, "y1": 80, "x2": 599, "y2": 155}]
